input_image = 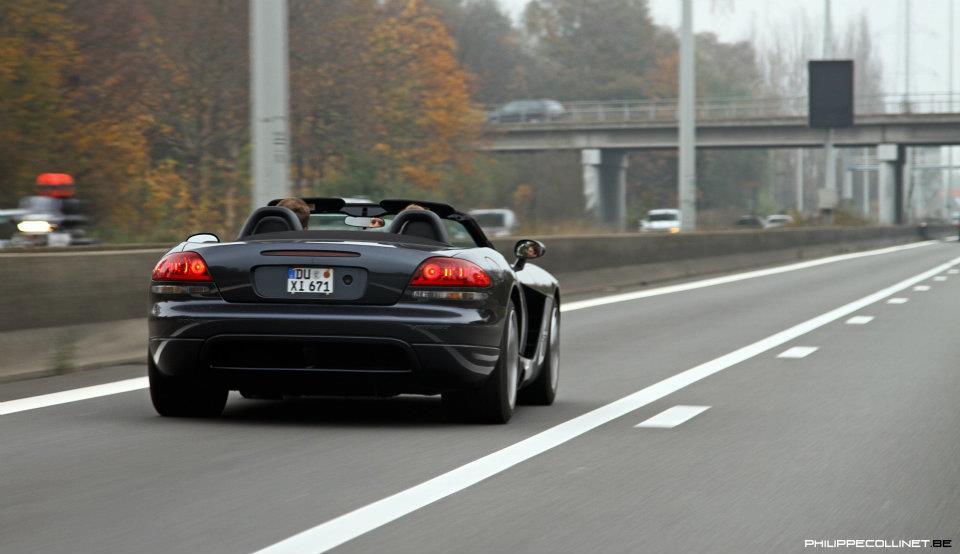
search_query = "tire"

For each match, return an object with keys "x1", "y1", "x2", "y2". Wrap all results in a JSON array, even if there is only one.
[
  {"x1": 148, "y1": 358, "x2": 227, "y2": 417},
  {"x1": 519, "y1": 302, "x2": 559, "y2": 406},
  {"x1": 443, "y1": 301, "x2": 520, "y2": 424}
]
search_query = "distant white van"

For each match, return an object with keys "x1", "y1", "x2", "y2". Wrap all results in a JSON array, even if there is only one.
[
  {"x1": 764, "y1": 214, "x2": 795, "y2": 228},
  {"x1": 639, "y1": 209, "x2": 682, "y2": 233},
  {"x1": 469, "y1": 208, "x2": 517, "y2": 237}
]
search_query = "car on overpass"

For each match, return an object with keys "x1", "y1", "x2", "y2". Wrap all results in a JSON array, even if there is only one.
[
  {"x1": 487, "y1": 99, "x2": 566, "y2": 123},
  {"x1": 147, "y1": 198, "x2": 562, "y2": 423},
  {"x1": 640, "y1": 209, "x2": 682, "y2": 233}
]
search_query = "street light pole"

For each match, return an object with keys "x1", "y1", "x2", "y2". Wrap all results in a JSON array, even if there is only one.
[
  {"x1": 822, "y1": 0, "x2": 833, "y2": 58},
  {"x1": 250, "y1": 0, "x2": 292, "y2": 210},
  {"x1": 904, "y1": 0, "x2": 911, "y2": 108},
  {"x1": 822, "y1": 0, "x2": 837, "y2": 218},
  {"x1": 678, "y1": 0, "x2": 696, "y2": 231},
  {"x1": 947, "y1": 0, "x2": 955, "y2": 217}
]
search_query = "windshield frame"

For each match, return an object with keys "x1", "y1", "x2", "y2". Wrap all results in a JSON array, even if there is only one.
[{"x1": 270, "y1": 197, "x2": 492, "y2": 248}]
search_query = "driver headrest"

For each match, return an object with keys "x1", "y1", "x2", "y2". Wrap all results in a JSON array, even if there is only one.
[
  {"x1": 387, "y1": 209, "x2": 449, "y2": 244},
  {"x1": 238, "y1": 206, "x2": 304, "y2": 239}
]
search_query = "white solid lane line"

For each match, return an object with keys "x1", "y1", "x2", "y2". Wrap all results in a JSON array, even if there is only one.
[
  {"x1": 635, "y1": 405, "x2": 710, "y2": 428},
  {"x1": 777, "y1": 346, "x2": 819, "y2": 359},
  {"x1": 934, "y1": 276, "x2": 948, "y2": 281},
  {"x1": 914, "y1": 285, "x2": 931, "y2": 291},
  {"x1": 845, "y1": 316, "x2": 874, "y2": 325},
  {"x1": 561, "y1": 240, "x2": 934, "y2": 313},
  {"x1": 0, "y1": 377, "x2": 148, "y2": 416},
  {"x1": 887, "y1": 297, "x2": 909, "y2": 304},
  {"x1": 253, "y1": 255, "x2": 960, "y2": 554}
]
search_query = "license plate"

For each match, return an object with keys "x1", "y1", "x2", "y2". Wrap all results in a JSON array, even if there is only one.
[{"x1": 287, "y1": 267, "x2": 334, "y2": 294}]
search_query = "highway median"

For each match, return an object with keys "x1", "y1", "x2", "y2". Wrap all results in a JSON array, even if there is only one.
[{"x1": 0, "y1": 225, "x2": 949, "y2": 381}]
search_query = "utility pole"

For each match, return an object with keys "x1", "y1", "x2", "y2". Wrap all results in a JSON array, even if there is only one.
[
  {"x1": 678, "y1": 0, "x2": 696, "y2": 231},
  {"x1": 822, "y1": 0, "x2": 837, "y2": 218},
  {"x1": 904, "y1": 0, "x2": 918, "y2": 221},
  {"x1": 947, "y1": 0, "x2": 955, "y2": 217},
  {"x1": 904, "y1": 0, "x2": 911, "y2": 109},
  {"x1": 796, "y1": 149, "x2": 804, "y2": 213},
  {"x1": 822, "y1": 0, "x2": 833, "y2": 64},
  {"x1": 950, "y1": 0, "x2": 955, "y2": 112},
  {"x1": 250, "y1": 0, "x2": 291, "y2": 209}
]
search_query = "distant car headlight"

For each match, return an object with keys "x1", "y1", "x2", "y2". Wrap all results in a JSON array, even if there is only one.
[
  {"x1": 17, "y1": 220, "x2": 54, "y2": 233},
  {"x1": 669, "y1": 226, "x2": 681, "y2": 234}
]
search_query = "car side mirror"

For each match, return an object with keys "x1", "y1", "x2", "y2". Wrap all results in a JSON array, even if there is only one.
[
  {"x1": 186, "y1": 233, "x2": 220, "y2": 244},
  {"x1": 513, "y1": 239, "x2": 545, "y2": 270}
]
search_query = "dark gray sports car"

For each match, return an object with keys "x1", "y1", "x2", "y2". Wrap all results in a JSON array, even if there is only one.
[{"x1": 148, "y1": 198, "x2": 560, "y2": 423}]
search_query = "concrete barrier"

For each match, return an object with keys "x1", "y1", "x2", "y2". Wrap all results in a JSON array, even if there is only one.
[
  {"x1": 0, "y1": 248, "x2": 166, "y2": 332},
  {"x1": 0, "y1": 226, "x2": 947, "y2": 380},
  {"x1": 493, "y1": 225, "x2": 947, "y2": 295}
]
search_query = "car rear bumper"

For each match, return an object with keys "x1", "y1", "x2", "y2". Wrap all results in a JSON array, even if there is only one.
[{"x1": 148, "y1": 300, "x2": 503, "y2": 395}]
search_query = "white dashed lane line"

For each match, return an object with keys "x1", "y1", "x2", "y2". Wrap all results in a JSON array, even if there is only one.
[
  {"x1": 887, "y1": 297, "x2": 909, "y2": 304},
  {"x1": 845, "y1": 316, "x2": 874, "y2": 325},
  {"x1": 949, "y1": 269, "x2": 959, "y2": 275},
  {"x1": 635, "y1": 406, "x2": 711, "y2": 428},
  {"x1": 777, "y1": 346, "x2": 819, "y2": 359},
  {"x1": 933, "y1": 276, "x2": 948, "y2": 282},
  {"x1": 913, "y1": 285, "x2": 931, "y2": 292}
]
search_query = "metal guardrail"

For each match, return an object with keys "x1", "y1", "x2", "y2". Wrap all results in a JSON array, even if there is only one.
[{"x1": 485, "y1": 93, "x2": 960, "y2": 126}]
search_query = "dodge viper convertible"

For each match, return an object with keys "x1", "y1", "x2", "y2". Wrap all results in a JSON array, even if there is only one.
[{"x1": 148, "y1": 198, "x2": 560, "y2": 423}]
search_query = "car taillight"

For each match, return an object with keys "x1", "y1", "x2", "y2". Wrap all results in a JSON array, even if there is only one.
[
  {"x1": 410, "y1": 257, "x2": 491, "y2": 287},
  {"x1": 152, "y1": 251, "x2": 212, "y2": 282}
]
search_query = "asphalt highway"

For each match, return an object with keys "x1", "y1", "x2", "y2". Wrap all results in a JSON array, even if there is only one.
[{"x1": 2, "y1": 240, "x2": 958, "y2": 553}]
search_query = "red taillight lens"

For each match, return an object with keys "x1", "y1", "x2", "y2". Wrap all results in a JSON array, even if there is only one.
[
  {"x1": 410, "y1": 257, "x2": 491, "y2": 287},
  {"x1": 152, "y1": 251, "x2": 212, "y2": 282}
]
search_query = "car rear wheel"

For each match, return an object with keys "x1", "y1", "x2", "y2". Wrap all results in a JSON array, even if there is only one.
[
  {"x1": 519, "y1": 303, "x2": 559, "y2": 405},
  {"x1": 443, "y1": 301, "x2": 519, "y2": 424},
  {"x1": 148, "y1": 359, "x2": 227, "y2": 417}
]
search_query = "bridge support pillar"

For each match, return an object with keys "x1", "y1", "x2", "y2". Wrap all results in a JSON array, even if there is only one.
[
  {"x1": 582, "y1": 149, "x2": 628, "y2": 230},
  {"x1": 877, "y1": 144, "x2": 904, "y2": 224}
]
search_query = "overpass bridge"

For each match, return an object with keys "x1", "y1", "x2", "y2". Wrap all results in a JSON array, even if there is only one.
[{"x1": 481, "y1": 93, "x2": 960, "y2": 228}]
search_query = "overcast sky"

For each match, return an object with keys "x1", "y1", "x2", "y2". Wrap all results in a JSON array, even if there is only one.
[{"x1": 497, "y1": 0, "x2": 958, "y2": 96}]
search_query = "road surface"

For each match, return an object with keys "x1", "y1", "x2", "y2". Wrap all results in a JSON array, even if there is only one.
[{"x1": 1, "y1": 240, "x2": 958, "y2": 553}]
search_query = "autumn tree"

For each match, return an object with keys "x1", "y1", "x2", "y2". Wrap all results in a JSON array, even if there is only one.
[
  {"x1": 523, "y1": 0, "x2": 674, "y2": 100},
  {"x1": 369, "y1": 0, "x2": 481, "y2": 193},
  {"x1": 288, "y1": 0, "x2": 382, "y2": 197},
  {"x1": 288, "y1": 0, "x2": 482, "y2": 200},
  {"x1": 429, "y1": 0, "x2": 529, "y2": 103},
  {"x1": 0, "y1": 0, "x2": 80, "y2": 206}
]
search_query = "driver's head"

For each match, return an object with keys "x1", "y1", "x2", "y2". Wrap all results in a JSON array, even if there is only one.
[{"x1": 277, "y1": 198, "x2": 310, "y2": 229}]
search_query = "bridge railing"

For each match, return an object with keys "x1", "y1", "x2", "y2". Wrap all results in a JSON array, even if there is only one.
[{"x1": 484, "y1": 93, "x2": 960, "y2": 126}]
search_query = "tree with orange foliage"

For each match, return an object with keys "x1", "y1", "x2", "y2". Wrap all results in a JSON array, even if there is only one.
[
  {"x1": 0, "y1": 0, "x2": 80, "y2": 205},
  {"x1": 367, "y1": 0, "x2": 483, "y2": 193}
]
